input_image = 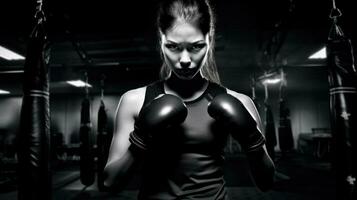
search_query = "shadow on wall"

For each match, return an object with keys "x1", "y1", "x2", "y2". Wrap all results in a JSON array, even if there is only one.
[{"x1": 50, "y1": 94, "x2": 119, "y2": 146}]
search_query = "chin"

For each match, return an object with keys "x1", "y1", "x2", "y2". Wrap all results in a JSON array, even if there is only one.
[
  {"x1": 176, "y1": 72, "x2": 199, "y2": 80},
  {"x1": 176, "y1": 75, "x2": 194, "y2": 80},
  {"x1": 173, "y1": 69, "x2": 200, "y2": 80}
]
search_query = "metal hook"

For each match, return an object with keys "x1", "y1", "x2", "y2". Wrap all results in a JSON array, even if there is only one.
[{"x1": 329, "y1": 0, "x2": 342, "y2": 19}]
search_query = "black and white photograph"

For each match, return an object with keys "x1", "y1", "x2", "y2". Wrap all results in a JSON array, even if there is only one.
[{"x1": 0, "y1": 0, "x2": 355, "y2": 199}]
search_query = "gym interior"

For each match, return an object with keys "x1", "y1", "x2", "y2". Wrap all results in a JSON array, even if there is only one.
[{"x1": 0, "y1": 0, "x2": 355, "y2": 199}]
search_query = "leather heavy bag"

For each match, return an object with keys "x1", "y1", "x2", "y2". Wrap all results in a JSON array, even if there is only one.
[
  {"x1": 79, "y1": 97, "x2": 95, "y2": 186},
  {"x1": 264, "y1": 104, "x2": 277, "y2": 160},
  {"x1": 96, "y1": 100, "x2": 110, "y2": 191},
  {"x1": 17, "y1": 18, "x2": 51, "y2": 200},
  {"x1": 327, "y1": 20, "x2": 357, "y2": 199},
  {"x1": 278, "y1": 99, "x2": 294, "y2": 152}
]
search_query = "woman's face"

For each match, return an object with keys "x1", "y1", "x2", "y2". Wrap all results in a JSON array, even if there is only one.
[{"x1": 161, "y1": 20, "x2": 209, "y2": 80}]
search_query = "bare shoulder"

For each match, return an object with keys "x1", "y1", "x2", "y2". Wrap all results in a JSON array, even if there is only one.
[
  {"x1": 226, "y1": 89, "x2": 263, "y2": 130},
  {"x1": 226, "y1": 89, "x2": 254, "y2": 108},
  {"x1": 117, "y1": 86, "x2": 146, "y2": 117},
  {"x1": 121, "y1": 86, "x2": 146, "y2": 103}
]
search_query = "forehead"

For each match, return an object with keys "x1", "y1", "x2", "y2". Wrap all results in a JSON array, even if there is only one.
[{"x1": 165, "y1": 19, "x2": 205, "y2": 43}]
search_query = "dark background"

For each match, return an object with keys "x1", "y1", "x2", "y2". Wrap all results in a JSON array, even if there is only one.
[
  {"x1": 0, "y1": 0, "x2": 355, "y2": 93},
  {"x1": 0, "y1": 0, "x2": 349, "y2": 199},
  {"x1": 0, "y1": 0, "x2": 354, "y2": 149}
]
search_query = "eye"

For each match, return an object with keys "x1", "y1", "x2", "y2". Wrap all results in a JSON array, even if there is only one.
[
  {"x1": 190, "y1": 43, "x2": 206, "y2": 51},
  {"x1": 165, "y1": 44, "x2": 180, "y2": 51}
]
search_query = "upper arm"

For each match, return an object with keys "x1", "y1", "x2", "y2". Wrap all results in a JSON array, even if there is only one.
[
  {"x1": 227, "y1": 89, "x2": 264, "y2": 134},
  {"x1": 106, "y1": 87, "x2": 146, "y2": 166},
  {"x1": 226, "y1": 91, "x2": 274, "y2": 186}
]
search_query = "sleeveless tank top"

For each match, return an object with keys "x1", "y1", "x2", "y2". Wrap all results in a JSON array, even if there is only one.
[{"x1": 138, "y1": 80, "x2": 229, "y2": 200}]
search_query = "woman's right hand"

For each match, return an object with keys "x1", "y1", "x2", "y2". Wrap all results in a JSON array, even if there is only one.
[{"x1": 207, "y1": 93, "x2": 265, "y2": 152}]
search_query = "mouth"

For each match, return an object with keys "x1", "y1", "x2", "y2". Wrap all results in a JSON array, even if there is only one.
[
  {"x1": 174, "y1": 68, "x2": 199, "y2": 79},
  {"x1": 178, "y1": 68, "x2": 194, "y2": 75}
]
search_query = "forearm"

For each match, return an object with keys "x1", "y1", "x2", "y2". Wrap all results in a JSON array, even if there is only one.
[
  {"x1": 103, "y1": 146, "x2": 141, "y2": 191},
  {"x1": 246, "y1": 146, "x2": 275, "y2": 191}
]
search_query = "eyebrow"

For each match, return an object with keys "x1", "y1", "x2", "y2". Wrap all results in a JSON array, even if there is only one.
[{"x1": 166, "y1": 39, "x2": 205, "y2": 44}]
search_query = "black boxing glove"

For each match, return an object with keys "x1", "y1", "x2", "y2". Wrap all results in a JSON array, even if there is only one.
[
  {"x1": 208, "y1": 93, "x2": 265, "y2": 152},
  {"x1": 129, "y1": 94, "x2": 188, "y2": 151}
]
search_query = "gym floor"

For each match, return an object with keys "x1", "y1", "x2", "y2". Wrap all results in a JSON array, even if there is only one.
[{"x1": 0, "y1": 151, "x2": 336, "y2": 200}]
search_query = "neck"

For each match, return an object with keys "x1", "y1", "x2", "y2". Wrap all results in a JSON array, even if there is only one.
[{"x1": 164, "y1": 72, "x2": 208, "y2": 101}]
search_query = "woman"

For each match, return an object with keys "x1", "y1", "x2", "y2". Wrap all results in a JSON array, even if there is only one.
[{"x1": 103, "y1": 0, "x2": 275, "y2": 199}]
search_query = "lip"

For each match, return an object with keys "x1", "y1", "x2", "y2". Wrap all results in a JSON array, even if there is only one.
[{"x1": 178, "y1": 68, "x2": 194, "y2": 75}]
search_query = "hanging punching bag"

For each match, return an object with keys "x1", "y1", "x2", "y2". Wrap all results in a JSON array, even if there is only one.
[
  {"x1": 97, "y1": 99, "x2": 109, "y2": 191},
  {"x1": 17, "y1": 8, "x2": 51, "y2": 200},
  {"x1": 327, "y1": 14, "x2": 357, "y2": 199},
  {"x1": 79, "y1": 88, "x2": 95, "y2": 186},
  {"x1": 278, "y1": 99, "x2": 294, "y2": 154},
  {"x1": 265, "y1": 103, "x2": 277, "y2": 161}
]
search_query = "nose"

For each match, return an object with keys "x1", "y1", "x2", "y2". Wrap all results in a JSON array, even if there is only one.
[
  {"x1": 180, "y1": 51, "x2": 191, "y2": 68},
  {"x1": 180, "y1": 61, "x2": 191, "y2": 69}
]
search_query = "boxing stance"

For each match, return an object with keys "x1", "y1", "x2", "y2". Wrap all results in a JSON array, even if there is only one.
[
  {"x1": 104, "y1": 0, "x2": 274, "y2": 199},
  {"x1": 104, "y1": 87, "x2": 274, "y2": 197}
]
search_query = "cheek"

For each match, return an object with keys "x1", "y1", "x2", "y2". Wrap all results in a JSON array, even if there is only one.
[
  {"x1": 192, "y1": 49, "x2": 208, "y2": 64},
  {"x1": 163, "y1": 50, "x2": 179, "y2": 65}
]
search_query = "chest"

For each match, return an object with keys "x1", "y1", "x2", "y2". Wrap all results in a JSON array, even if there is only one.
[{"x1": 180, "y1": 97, "x2": 228, "y2": 147}]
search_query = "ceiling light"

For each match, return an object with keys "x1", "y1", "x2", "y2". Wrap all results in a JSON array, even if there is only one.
[
  {"x1": 66, "y1": 80, "x2": 92, "y2": 88},
  {"x1": 0, "y1": 89, "x2": 10, "y2": 94},
  {"x1": 309, "y1": 47, "x2": 326, "y2": 59},
  {"x1": 0, "y1": 70, "x2": 24, "y2": 74},
  {"x1": 262, "y1": 78, "x2": 281, "y2": 85},
  {"x1": 0, "y1": 45, "x2": 25, "y2": 60}
]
